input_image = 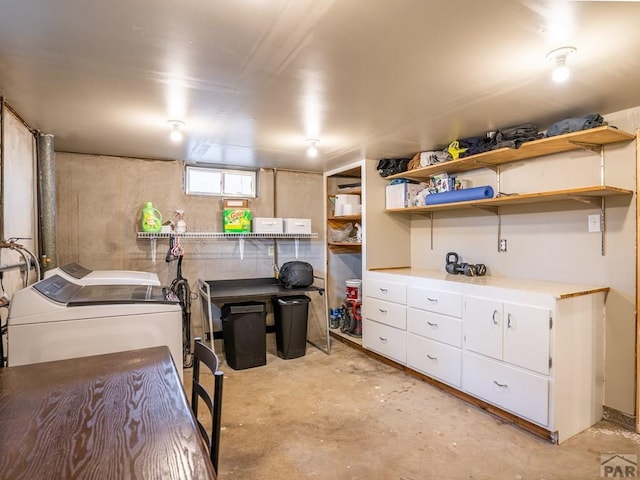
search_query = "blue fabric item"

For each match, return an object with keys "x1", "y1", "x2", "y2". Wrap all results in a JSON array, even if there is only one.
[{"x1": 425, "y1": 186, "x2": 494, "y2": 205}]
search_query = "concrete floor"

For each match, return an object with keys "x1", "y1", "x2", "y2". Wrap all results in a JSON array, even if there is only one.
[{"x1": 185, "y1": 338, "x2": 640, "y2": 480}]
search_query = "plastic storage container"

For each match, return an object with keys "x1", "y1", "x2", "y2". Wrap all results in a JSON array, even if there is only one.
[
  {"x1": 272, "y1": 295, "x2": 311, "y2": 359},
  {"x1": 221, "y1": 301, "x2": 266, "y2": 370}
]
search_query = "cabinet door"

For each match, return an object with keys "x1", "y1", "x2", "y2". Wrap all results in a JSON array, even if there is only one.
[
  {"x1": 464, "y1": 296, "x2": 502, "y2": 360},
  {"x1": 503, "y1": 303, "x2": 550, "y2": 375}
]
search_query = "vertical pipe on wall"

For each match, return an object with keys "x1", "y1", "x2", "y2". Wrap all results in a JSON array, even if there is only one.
[
  {"x1": 0, "y1": 99, "x2": 4, "y2": 242},
  {"x1": 37, "y1": 133, "x2": 57, "y2": 271},
  {"x1": 272, "y1": 168, "x2": 279, "y2": 270}
]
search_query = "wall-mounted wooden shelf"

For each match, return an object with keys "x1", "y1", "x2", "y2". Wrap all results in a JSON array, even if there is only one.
[
  {"x1": 328, "y1": 215, "x2": 362, "y2": 222},
  {"x1": 328, "y1": 242, "x2": 362, "y2": 254},
  {"x1": 385, "y1": 186, "x2": 633, "y2": 214},
  {"x1": 385, "y1": 126, "x2": 635, "y2": 181}
]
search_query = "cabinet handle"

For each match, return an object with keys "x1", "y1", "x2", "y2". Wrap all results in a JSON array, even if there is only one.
[
  {"x1": 426, "y1": 297, "x2": 438, "y2": 303},
  {"x1": 427, "y1": 354, "x2": 437, "y2": 360},
  {"x1": 379, "y1": 288, "x2": 388, "y2": 293},
  {"x1": 493, "y1": 380, "x2": 508, "y2": 388},
  {"x1": 379, "y1": 308, "x2": 388, "y2": 314},
  {"x1": 426, "y1": 321, "x2": 438, "y2": 327},
  {"x1": 507, "y1": 313, "x2": 513, "y2": 329},
  {"x1": 379, "y1": 336, "x2": 388, "y2": 343},
  {"x1": 492, "y1": 310, "x2": 499, "y2": 325}
]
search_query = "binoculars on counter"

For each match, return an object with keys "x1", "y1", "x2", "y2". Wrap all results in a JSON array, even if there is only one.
[{"x1": 445, "y1": 252, "x2": 486, "y2": 277}]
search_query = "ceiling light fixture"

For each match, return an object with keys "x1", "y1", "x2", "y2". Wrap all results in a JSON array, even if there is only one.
[
  {"x1": 546, "y1": 46, "x2": 576, "y2": 83},
  {"x1": 168, "y1": 120, "x2": 185, "y2": 142},
  {"x1": 306, "y1": 139, "x2": 319, "y2": 158}
]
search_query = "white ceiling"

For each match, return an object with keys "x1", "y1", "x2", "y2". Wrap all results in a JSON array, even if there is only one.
[{"x1": 1, "y1": 0, "x2": 639, "y2": 172}]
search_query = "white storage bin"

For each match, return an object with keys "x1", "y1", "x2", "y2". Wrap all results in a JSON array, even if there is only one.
[
  {"x1": 385, "y1": 183, "x2": 424, "y2": 209},
  {"x1": 283, "y1": 218, "x2": 312, "y2": 234},
  {"x1": 253, "y1": 217, "x2": 283, "y2": 233}
]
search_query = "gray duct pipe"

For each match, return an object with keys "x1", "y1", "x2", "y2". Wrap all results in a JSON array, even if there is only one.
[{"x1": 37, "y1": 133, "x2": 57, "y2": 272}]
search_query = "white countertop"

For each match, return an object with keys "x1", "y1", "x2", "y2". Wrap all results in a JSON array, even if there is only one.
[{"x1": 368, "y1": 268, "x2": 609, "y2": 299}]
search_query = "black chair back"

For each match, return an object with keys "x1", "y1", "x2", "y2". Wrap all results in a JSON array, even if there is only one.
[{"x1": 191, "y1": 337, "x2": 224, "y2": 473}]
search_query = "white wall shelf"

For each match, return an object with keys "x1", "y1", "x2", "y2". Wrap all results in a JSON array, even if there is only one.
[{"x1": 137, "y1": 231, "x2": 318, "y2": 262}]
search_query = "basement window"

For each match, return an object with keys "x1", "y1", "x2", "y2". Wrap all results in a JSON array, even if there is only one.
[{"x1": 185, "y1": 166, "x2": 257, "y2": 197}]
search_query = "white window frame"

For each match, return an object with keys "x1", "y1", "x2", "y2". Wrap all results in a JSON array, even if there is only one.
[{"x1": 185, "y1": 165, "x2": 257, "y2": 197}]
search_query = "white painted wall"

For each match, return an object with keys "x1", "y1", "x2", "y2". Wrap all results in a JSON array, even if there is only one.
[{"x1": 409, "y1": 106, "x2": 639, "y2": 415}]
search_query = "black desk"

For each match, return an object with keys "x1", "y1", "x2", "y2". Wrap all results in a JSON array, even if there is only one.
[{"x1": 198, "y1": 277, "x2": 330, "y2": 354}]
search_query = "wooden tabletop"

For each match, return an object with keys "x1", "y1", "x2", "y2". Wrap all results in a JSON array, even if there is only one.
[{"x1": 0, "y1": 346, "x2": 216, "y2": 480}]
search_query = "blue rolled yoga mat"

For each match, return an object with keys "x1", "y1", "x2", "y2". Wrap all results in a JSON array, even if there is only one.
[{"x1": 425, "y1": 186, "x2": 495, "y2": 205}]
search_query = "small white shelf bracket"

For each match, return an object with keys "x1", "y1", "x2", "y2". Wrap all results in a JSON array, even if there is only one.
[{"x1": 150, "y1": 237, "x2": 157, "y2": 263}]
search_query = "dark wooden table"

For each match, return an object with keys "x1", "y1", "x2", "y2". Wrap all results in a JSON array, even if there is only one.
[{"x1": 0, "y1": 346, "x2": 216, "y2": 480}]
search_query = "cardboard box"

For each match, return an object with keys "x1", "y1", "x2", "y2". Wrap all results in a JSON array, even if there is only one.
[
  {"x1": 223, "y1": 198, "x2": 249, "y2": 208},
  {"x1": 283, "y1": 218, "x2": 312, "y2": 234},
  {"x1": 253, "y1": 217, "x2": 283, "y2": 234},
  {"x1": 223, "y1": 208, "x2": 251, "y2": 232},
  {"x1": 385, "y1": 183, "x2": 425, "y2": 209}
]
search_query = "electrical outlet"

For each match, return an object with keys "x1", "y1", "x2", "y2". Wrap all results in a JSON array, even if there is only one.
[
  {"x1": 267, "y1": 245, "x2": 274, "y2": 256},
  {"x1": 499, "y1": 238, "x2": 508, "y2": 252},
  {"x1": 588, "y1": 214, "x2": 601, "y2": 233}
]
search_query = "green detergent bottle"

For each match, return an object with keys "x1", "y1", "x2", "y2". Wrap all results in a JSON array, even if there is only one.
[{"x1": 141, "y1": 202, "x2": 163, "y2": 233}]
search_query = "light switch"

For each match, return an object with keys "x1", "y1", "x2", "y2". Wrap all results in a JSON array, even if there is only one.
[{"x1": 588, "y1": 214, "x2": 601, "y2": 233}]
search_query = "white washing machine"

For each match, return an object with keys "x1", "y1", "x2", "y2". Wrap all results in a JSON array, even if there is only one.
[
  {"x1": 44, "y1": 262, "x2": 161, "y2": 286},
  {"x1": 7, "y1": 274, "x2": 183, "y2": 379}
]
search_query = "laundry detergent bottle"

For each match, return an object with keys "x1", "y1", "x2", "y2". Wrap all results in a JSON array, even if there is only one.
[{"x1": 141, "y1": 201, "x2": 163, "y2": 233}]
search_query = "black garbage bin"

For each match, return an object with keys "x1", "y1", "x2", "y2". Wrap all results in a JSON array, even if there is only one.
[
  {"x1": 272, "y1": 295, "x2": 311, "y2": 359},
  {"x1": 221, "y1": 301, "x2": 266, "y2": 370}
]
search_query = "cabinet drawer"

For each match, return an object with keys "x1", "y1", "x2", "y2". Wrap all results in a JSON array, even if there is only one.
[
  {"x1": 363, "y1": 319, "x2": 406, "y2": 364},
  {"x1": 364, "y1": 297, "x2": 406, "y2": 329},
  {"x1": 407, "y1": 286, "x2": 462, "y2": 318},
  {"x1": 462, "y1": 352, "x2": 549, "y2": 426},
  {"x1": 407, "y1": 334, "x2": 461, "y2": 387},
  {"x1": 407, "y1": 308, "x2": 462, "y2": 347},
  {"x1": 366, "y1": 279, "x2": 406, "y2": 304}
]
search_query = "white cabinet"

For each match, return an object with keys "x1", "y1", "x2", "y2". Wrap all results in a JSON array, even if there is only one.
[
  {"x1": 464, "y1": 297, "x2": 550, "y2": 375},
  {"x1": 361, "y1": 269, "x2": 606, "y2": 443},
  {"x1": 463, "y1": 296, "x2": 552, "y2": 426},
  {"x1": 363, "y1": 275, "x2": 407, "y2": 364}
]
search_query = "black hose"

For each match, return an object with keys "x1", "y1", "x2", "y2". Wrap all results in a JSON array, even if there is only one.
[{"x1": 170, "y1": 255, "x2": 192, "y2": 368}]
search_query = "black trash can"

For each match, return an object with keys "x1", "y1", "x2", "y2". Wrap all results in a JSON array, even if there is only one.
[
  {"x1": 221, "y1": 301, "x2": 266, "y2": 370},
  {"x1": 272, "y1": 295, "x2": 311, "y2": 360}
]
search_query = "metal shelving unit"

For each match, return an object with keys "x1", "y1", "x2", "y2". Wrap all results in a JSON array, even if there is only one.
[{"x1": 137, "y1": 231, "x2": 318, "y2": 262}]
